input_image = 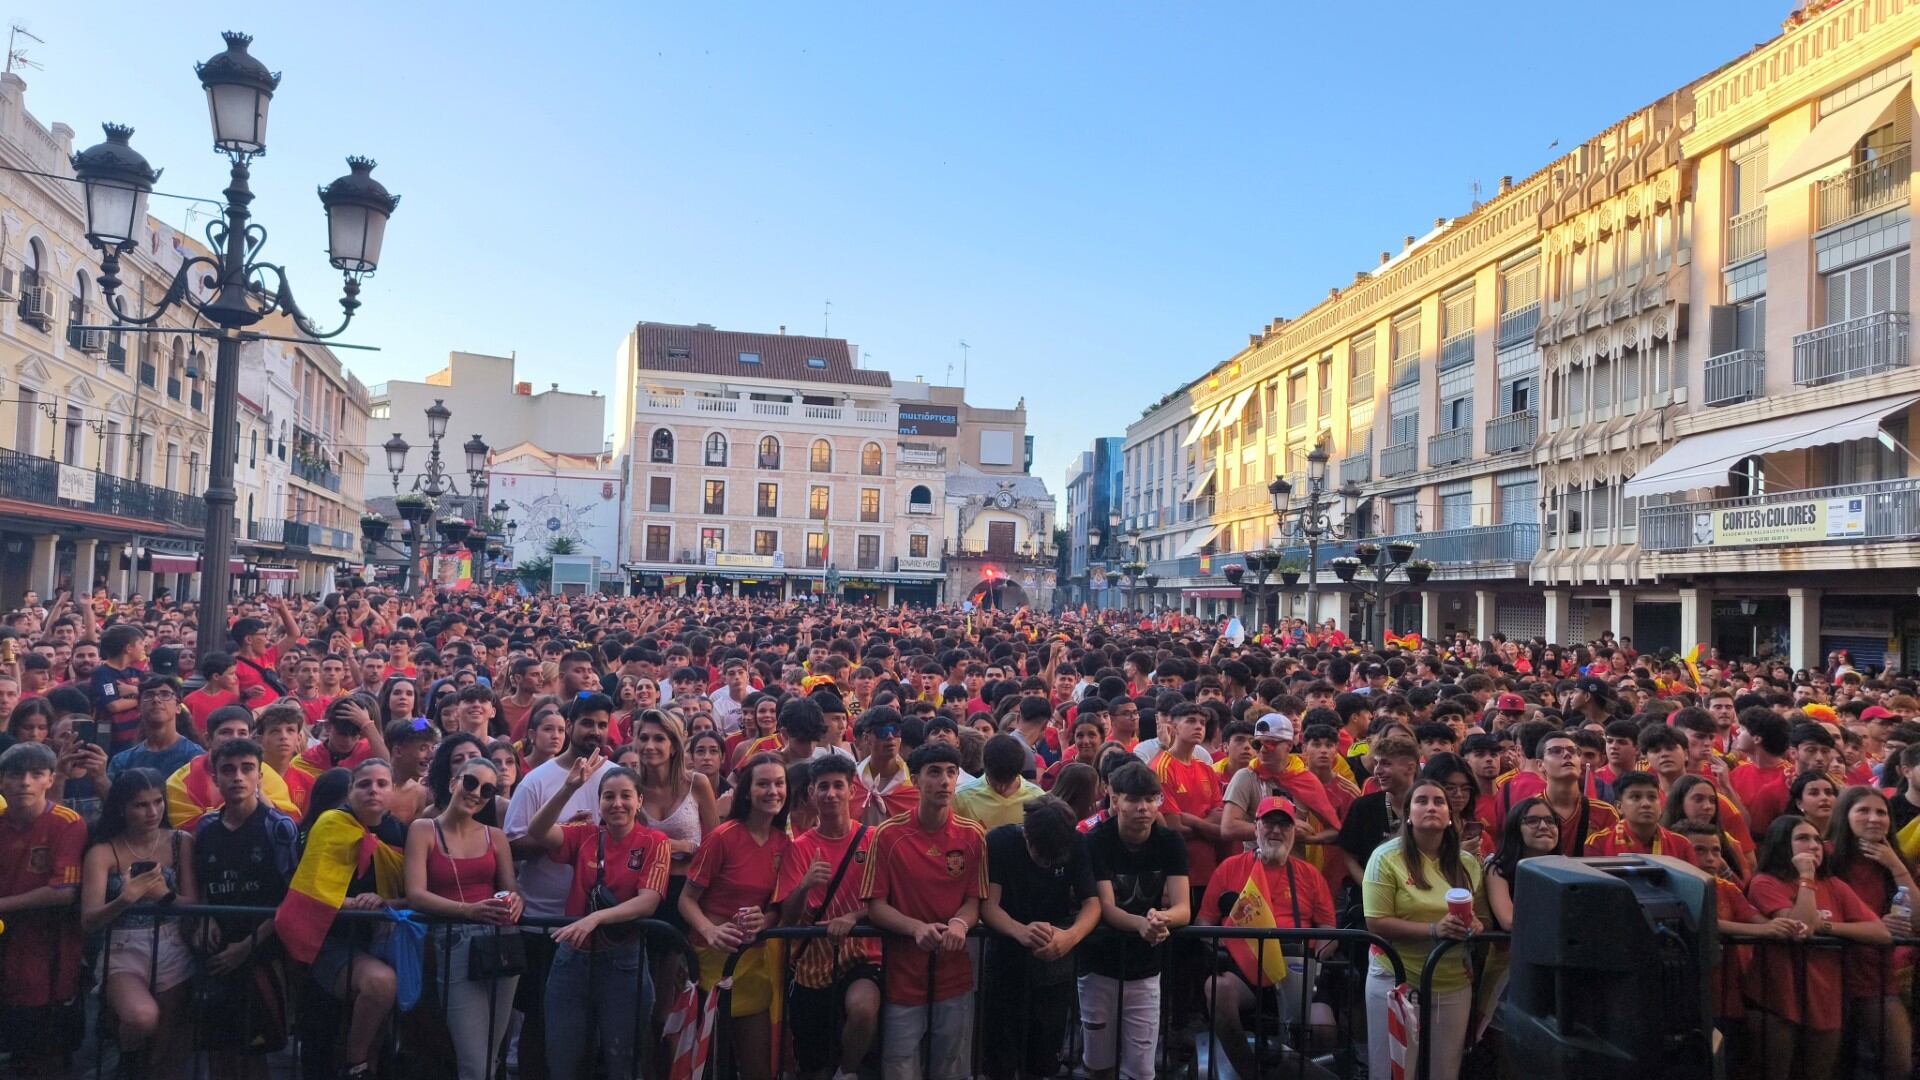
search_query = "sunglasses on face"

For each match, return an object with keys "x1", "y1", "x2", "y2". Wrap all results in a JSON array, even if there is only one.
[
  {"x1": 870, "y1": 725, "x2": 900, "y2": 740},
  {"x1": 459, "y1": 774, "x2": 498, "y2": 800}
]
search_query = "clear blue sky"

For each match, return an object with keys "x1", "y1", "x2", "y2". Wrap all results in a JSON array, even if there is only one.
[{"x1": 19, "y1": 2, "x2": 1785, "y2": 487}]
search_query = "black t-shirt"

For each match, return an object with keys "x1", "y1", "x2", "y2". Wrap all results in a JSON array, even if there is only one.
[
  {"x1": 1892, "y1": 790, "x2": 1920, "y2": 835},
  {"x1": 194, "y1": 802, "x2": 300, "y2": 945},
  {"x1": 986, "y1": 824, "x2": 1097, "y2": 983},
  {"x1": 1336, "y1": 791, "x2": 1400, "y2": 868},
  {"x1": 1083, "y1": 818, "x2": 1188, "y2": 980}
]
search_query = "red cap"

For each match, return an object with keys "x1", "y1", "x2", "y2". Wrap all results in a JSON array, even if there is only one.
[
  {"x1": 1495, "y1": 693, "x2": 1527, "y2": 713},
  {"x1": 1862, "y1": 705, "x2": 1896, "y2": 721},
  {"x1": 1254, "y1": 795, "x2": 1298, "y2": 822}
]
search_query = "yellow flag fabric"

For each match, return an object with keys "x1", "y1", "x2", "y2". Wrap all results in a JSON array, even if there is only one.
[
  {"x1": 1897, "y1": 814, "x2": 1920, "y2": 867},
  {"x1": 1225, "y1": 868, "x2": 1289, "y2": 986},
  {"x1": 275, "y1": 808, "x2": 406, "y2": 964}
]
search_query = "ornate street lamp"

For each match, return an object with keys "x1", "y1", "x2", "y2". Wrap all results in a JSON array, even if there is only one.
[
  {"x1": 385, "y1": 401, "x2": 490, "y2": 594},
  {"x1": 71, "y1": 31, "x2": 398, "y2": 651}
]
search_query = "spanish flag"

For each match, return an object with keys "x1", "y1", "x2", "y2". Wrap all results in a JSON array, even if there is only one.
[
  {"x1": 1225, "y1": 868, "x2": 1290, "y2": 986},
  {"x1": 166, "y1": 757, "x2": 304, "y2": 831},
  {"x1": 1385, "y1": 631, "x2": 1422, "y2": 650},
  {"x1": 275, "y1": 809, "x2": 406, "y2": 964},
  {"x1": 1898, "y1": 813, "x2": 1920, "y2": 867}
]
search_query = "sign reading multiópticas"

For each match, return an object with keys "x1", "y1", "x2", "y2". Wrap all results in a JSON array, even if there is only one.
[
  {"x1": 898, "y1": 406, "x2": 959, "y2": 437},
  {"x1": 1691, "y1": 495, "x2": 1866, "y2": 547}
]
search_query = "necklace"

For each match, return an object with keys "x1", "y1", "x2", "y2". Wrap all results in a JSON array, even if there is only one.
[{"x1": 122, "y1": 829, "x2": 168, "y2": 867}]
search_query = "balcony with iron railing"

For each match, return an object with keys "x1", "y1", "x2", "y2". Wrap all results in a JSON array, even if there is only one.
[
  {"x1": 1287, "y1": 401, "x2": 1306, "y2": 430},
  {"x1": 1340, "y1": 435, "x2": 1373, "y2": 485},
  {"x1": 1391, "y1": 357, "x2": 1420, "y2": 387},
  {"x1": 1640, "y1": 477, "x2": 1920, "y2": 553},
  {"x1": 1145, "y1": 523, "x2": 1539, "y2": 582},
  {"x1": 1428, "y1": 426, "x2": 1472, "y2": 466},
  {"x1": 1497, "y1": 303, "x2": 1541, "y2": 349},
  {"x1": 1817, "y1": 145, "x2": 1910, "y2": 230},
  {"x1": 0, "y1": 447, "x2": 205, "y2": 531},
  {"x1": 639, "y1": 392, "x2": 895, "y2": 429},
  {"x1": 1380, "y1": 441, "x2": 1418, "y2": 478},
  {"x1": 1726, "y1": 206, "x2": 1767, "y2": 264},
  {"x1": 1485, "y1": 409, "x2": 1537, "y2": 454},
  {"x1": 291, "y1": 456, "x2": 342, "y2": 492},
  {"x1": 1704, "y1": 349, "x2": 1767, "y2": 406},
  {"x1": 1439, "y1": 328, "x2": 1476, "y2": 371},
  {"x1": 1350, "y1": 374, "x2": 1374, "y2": 405},
  {"x1": 1792, "y1": 311, "x2": 1909, "y2": 387}
]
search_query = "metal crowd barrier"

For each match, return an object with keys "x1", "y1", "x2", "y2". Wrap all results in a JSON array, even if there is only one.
[{"x1": 12, "y1": 905, "x2": 1404, "y2": 1080}]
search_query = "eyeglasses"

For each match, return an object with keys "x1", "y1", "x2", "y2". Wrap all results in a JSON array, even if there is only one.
[
  {"x1": 142, "y1": 689, "x2": 177, "y2": 701},
  {"x1": 1521, "y1": 816, "x2": 1559, "y2": 829},
  {"x1": 459, "y1": 774, "x2": 498, "y2": 800}
]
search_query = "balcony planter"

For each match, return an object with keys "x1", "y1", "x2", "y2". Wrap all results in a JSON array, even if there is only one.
[
  {"x1": 1330, "y1": 556, "x2": 1362, "y2": 582},
  {"x1": 395, "y1": 495, "x2": 433, "y2": 523},
  {"x1": 1354, "y1": 542, "x2": 1382, "y2": 565},
  {"x1": 1279, "y1": 570, "x2": 1301, "y2": 587},
  {"x1": 1387, "y1": 541, "x2": 1417, "y2": 565},
  {"x1": 359, "y1": 514, "x2": 389, "y2": 542},
  {"x1": 1403, "y1": 559, "x2": 1434, "y2": 585},
  {"x1": 437, "y1": 517, "x2": 473, "y2": 543}
]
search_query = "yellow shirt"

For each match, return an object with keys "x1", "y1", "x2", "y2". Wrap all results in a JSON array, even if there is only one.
[
  {"x1": 952, "y1": 776, "x2": 1043, "y2": 831},
  {"x1": 1361, "y1": 837, "x2": 1487, "y2": 994}
]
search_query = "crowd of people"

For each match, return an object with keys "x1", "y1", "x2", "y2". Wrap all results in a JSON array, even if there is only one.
[{"x1": 0, "y1": 584, "x2": 1913, "y2": 1080}]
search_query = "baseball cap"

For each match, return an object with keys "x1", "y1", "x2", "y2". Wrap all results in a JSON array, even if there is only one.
[
  {"x1": 1254, "y1": 795, "x2": 1298, "y2": 823},
  {"x1": 1862, "y1": 705, "x2": 1896, "y2": 721},
  {"x1": 1495, "y1": 693, "x2": 1526, "y2": 714},
  {"x1": 1253, "y1": 714, "x2": 1295, "y2": 741},
  {"x1": 1577, "y1": 676, "x2": 1613, "y2": 701}
]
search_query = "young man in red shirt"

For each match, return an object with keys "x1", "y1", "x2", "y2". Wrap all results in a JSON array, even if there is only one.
[
  {"x1": 775, "y1": 754, "x2": 880, "y2": 1080},
  {"x1": 860, "y1": 742, "x2": 987, "y2": 1080},
  {"x1": 184, "y1": 652, "x2": 243, "y2": 739},
  {"x1": 1151, "y1": 702, "x2": 1224, "y2": 892},
  {"x1": 1538, "y1": 730, "x2": 1618, "y2": 856},
  {"x1": 0, "y1": 742, "x2": 88, "y2": 1073},
  {"x1": 1586, "y1": 771, "x2": 1697, "y2": 863},
  {"x1": 1728, "y1": 710, "x2": 1794, "y2": 836}
]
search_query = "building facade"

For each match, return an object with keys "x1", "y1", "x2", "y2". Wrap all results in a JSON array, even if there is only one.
[
  {"x1": 370, "y1": 351, "x2": 607, "y2": 459},
  {"x1": 1122, "y1": 382, "x2": 1209, "y2": 612},
  {"x1": 1062, "y1": 437, "x2": 1124, "y2": 610},
  {"x1": 488, "y1": 442, "x2": 625, "y2": 578},
  {"x1": 1134, "y1": 0, "x2": 1920, "y2": 669}
]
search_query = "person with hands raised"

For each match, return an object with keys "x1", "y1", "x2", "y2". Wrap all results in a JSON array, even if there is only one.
[
  {"x1": 525, "y1": 748, "x2": 670, "y2": 1080},
  {"x1": 404, "y1": 755, "x2": 523, "y2": 1080},
  {"x1": 681, "y1": 752, "x2": 792, "y2": 1080},
  {"x1": 1362, "y1": 777, "x2": 1488, "y2": 1080}
]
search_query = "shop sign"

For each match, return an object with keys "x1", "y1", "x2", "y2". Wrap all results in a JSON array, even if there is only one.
[
  {"x1": 56, "y1": 464, "x2": 96, "y2": 505},
  {"x1": 897, "y1": 406, "x2": 958, "y2": 437},
  {"x1": 1692, "y1": 495, "x2": 1866, "y2": 547},
  {"x1": 712, "y1": 551, "x2": 780, "y2": 568},
  {"x1": 1822, "y1": 608, "x2": 1895, "y2": 636},
  {"x1": 896, "y1": 555, "x2": 942, "y2": 572}
]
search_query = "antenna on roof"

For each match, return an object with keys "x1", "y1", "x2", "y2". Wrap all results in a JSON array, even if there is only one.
[
  {"x1": 823, "y1": 299, "x2": 831, "y2": 338},
  {"x1": 7, "y1": 24, "x2": 44, "y2": 75},
  {"x1": 1470, "y1": 179, "x2": 1483, "y2": 210},
  {"x1": 959, "y1": 340, "x2": 970, "y2": 391}
]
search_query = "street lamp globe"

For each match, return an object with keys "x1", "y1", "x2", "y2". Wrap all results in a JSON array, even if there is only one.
[
  {"x1": 194, "y1": 32, "x2": 279, "y2": 156},
  {"x1": 424, "y1": 399, "x2": 451, "y2": 440},
  {"x1": 1268, "y1": 475, "x2": 1293, "y2": 515},
  {"x1": 317, "y1": 157, "x2": 400, "y2": 275},
  {"x1": 1087, "y1": 527, "x2": 1102, "y2": 550},
  {"x1": 1307, "y1": 445, "x2": 1330, "y2": 488},
  {"x1": 1107, "y1": 508, "x2": 1121, "y2": 532},
  {"x1": 71, "y1": 124, "x2": 161, "y2": 251},
  {"x1": 463, "y1": 434, "x2": 489, "y2": 478},
  {"x1": 383, "y1": 432, "x2": 409, "y2": 479}
]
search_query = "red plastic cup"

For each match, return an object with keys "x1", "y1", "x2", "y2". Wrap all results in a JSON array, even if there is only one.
[{"x1": 1445, "y1": 888, "x2": 1473, "y2": 924}]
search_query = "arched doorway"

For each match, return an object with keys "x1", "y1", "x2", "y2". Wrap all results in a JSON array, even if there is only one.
[{"x1": 968, "y1": 577, "x2": 1029, "y2": 610}]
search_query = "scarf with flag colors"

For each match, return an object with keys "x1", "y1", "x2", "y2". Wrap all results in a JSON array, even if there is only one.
[{"x1": 274, "y1": 808, "x2": 406, "y2": 964}]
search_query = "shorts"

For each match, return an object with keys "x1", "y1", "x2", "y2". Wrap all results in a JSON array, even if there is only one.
[
  {"x1": 311, "y1": 938, "x2": 371, "y2": 1001},
  {"x1": 103, "y1": 920, "x2": 195, "y2": 993},
  {"x1": 695, "y1": 941, "x2": 779, "y2": 1017},
  {"x1": 789, "y1": 963, "x2": 881, "y2": 1072},
  {"x1": 881, "y1": 996, "x2": 973, "y2": 1080}
]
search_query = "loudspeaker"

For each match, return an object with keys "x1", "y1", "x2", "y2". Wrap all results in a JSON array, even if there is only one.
[{"x1": 1497, "y1": 855, "x2": 1719, "y2": 1080}]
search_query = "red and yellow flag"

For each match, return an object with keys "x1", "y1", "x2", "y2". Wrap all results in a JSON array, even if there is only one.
[
  {"x1": 1225, "y1": 868, "x2": 1290, "y2": 987},
  {"x1": 275, "y1": 808, "x2": 405, "y2": 964}
]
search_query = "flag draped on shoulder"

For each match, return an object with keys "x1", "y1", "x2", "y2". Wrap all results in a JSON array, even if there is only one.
[{"x1": 274, "y1": 809, "x2": 405, "y2": 964}]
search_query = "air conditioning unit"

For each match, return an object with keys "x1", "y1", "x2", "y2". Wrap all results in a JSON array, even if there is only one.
[
  {"x1": 0, "y1": 267, "x2": 15, "y2": 301},
  {"x1": 72, "y1": 328, "x2": 106, "y2": 355},
  {"x1": 20, "y1": 283, "x2": 54, "y2": 324}
]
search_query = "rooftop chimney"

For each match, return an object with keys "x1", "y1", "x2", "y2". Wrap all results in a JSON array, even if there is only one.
[
  {"x1": 514, "y1": 382, "x2": 531, "y2": 395},
  {"x1": 779, "y1": 325, "x2": 786, "y2": 335},
  {"x1": 1435, "y1": 217, "x2": 1446, "y2": 229},
  {"x1": 1381, "y1": 251, "x2": 1391, "y2": 265},
  {"x1": 1404, "y1": 235, "x2": 1416, "y2": 249},
  {"x1": 1499, "y1": 175, "x2": 1513, "y2": 193}
]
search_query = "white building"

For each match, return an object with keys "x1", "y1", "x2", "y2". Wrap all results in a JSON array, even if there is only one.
[
  {"x1": 370, "y1": 351, "x2": 606, "y2": 458},
  {"x1": 488, "y1": 442, "x2": 625, "y2": 579}
]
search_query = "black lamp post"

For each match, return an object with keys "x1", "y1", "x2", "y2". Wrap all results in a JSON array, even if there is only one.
[
  {"x1": 70, "y1": 32, "x2": 398, "y2": 650},
  {"x1": 384, "y1": 399, "x2": 489, "y2": 594},
  {"x1": 1269, "y1": 444, "x2": 1363, "y2": 637}
]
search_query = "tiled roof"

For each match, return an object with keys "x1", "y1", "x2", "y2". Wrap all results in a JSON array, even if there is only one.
[{"x1": 636, "y1": 323, "x2": 891, "y2": 388}]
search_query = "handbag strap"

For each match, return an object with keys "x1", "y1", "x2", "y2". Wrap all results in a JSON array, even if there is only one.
[
  {"x1": 1283, "y1": 859, "x2": 1302, "y2": 929},
  {"x1": 595, "y1": 828, "x2": 606, "y2": 891},
  {"x1": 809, "y1": 825, "x2": 867, "y2": 923}
]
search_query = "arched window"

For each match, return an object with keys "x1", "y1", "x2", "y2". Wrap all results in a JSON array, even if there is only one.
[
  {"x1": 758, "y1": 436, "x2": 781, "y2": 469},
  {"x1": 908, "y1": 484, "x2": 933, "y2": 513},
  {"x1": 705, "y1": 432, "x2": 728, "y2": 466},
  {"x1": 72, "y1": 272, "x2": 88, "y2": 323},
  {"x1": 168, "y1": 338, "x2": 185, "y2": 399},
  {"x1": 651, "y1": 428, "x2": 674, "y2": 463},
  {"x1": 810, "y1": 439, "x2": 832, "y2": 473},
  {"x1": 23, "y1": 239, "x2": 42, "y2": 288},
  {"x1": 861, "y1": 442, "x2": 882, "y2": 476}
]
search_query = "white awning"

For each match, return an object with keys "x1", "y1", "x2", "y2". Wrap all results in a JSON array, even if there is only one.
[
  {"x1": 1181, "y1": 402, "x2": 1223, "y2": 447},
  {"x1": 1622, "y1": 392, "x2": 1920, "y2": 498},
  {"x1": 1177, "y1": 523, "x2": 1225, "y2": 559},
  {"x1": 1184, "y1": 466, "x2": 1217, "y2": 502},
  {"x1": 1207, "y1": 388, "x2": 1256, "y2": 436},
  {"x1": 1768, "y1": 80, "x2": 1911, "y2": 189}
]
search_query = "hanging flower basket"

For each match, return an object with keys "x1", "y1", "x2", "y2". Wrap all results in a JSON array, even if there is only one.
[
  {"x1": 1404, "y1": 559, "x2": 1434, "y2": 584},
  {"x1": 359, "y1": 515, "x2": 389, "y2": 541},
  {"x1": 395, "y1": 496, "x2": 433, "y2": 523},
  {"x1": 1354, "y1": 542, "x2": 1381, "y2": 564},
  {"x1": 1330, "y1": 556, "x2": 1362, "y2": 582},
  {"x1": 1223, "y1": 564, "x2": 1245, "y2": 585},
  {"x1": 438, "y1": 517, "x2": 473, "y2": 543},
  {"x1": 1387, "y1": 541, "x2": 1417, "y2": 565},
  {"x1": 1279, "y1": 570, "x2": 1302, "y2": 587},
  {"x1": 462, "y1": 531, "x2": 488, "y2": 554}
]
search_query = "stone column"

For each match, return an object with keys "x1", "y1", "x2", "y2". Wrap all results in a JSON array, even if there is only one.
[
  {"x1": 1610, "y1": 588, "x2": 1637, "y2": 643},
  {"x1": 1475, "y1": 590, "x2": 1498, "y2": 639},
  {"x1": 71, "y1": 538, "x2": 98, "y2": 594},
  {"x1": 1420, "y1": 591, "x2": 1444, "y2": 640},
  {"x1": 1789, "y1": 588, "x2": 1823, "y2": 671},
  {"x1": 1544, "y1": 589, "x2": 1572, "y2": 646},
  {"x1": 28, "y1": 534, "x2": 58, "y2": 600},
  {"x1": 1679, "y1": 588, "x2": 1715, "y2": 652}
]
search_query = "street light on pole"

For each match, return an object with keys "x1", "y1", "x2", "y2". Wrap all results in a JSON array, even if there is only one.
[
  {"x1": 385, "y1": 400, "x2": 489, "y2": 595},
  {"x1": 1270, "y1": 443, "x2": 1363, "y2": 637},
  {"x1": 70, "y1": 31, "x2": 398, "y2": 652}
]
